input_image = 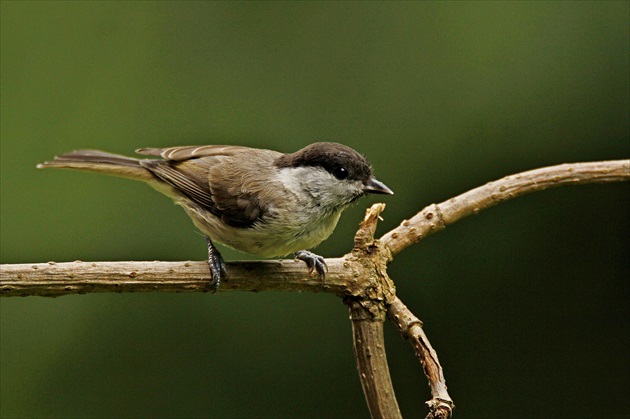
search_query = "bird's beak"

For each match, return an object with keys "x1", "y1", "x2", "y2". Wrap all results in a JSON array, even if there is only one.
[{"x1": 364, "y1": 177, "x2": 394, "y2": 195}]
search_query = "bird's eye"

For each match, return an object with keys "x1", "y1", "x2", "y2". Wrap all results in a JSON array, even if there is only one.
[{"x1": 332, "y1": 166, "x2": 349, "y2": 180}]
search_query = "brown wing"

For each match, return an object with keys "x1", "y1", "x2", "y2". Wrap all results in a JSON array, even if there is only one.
[
  {"x1": 139, "y1": 147, "x2": 281, "y2": 228},
  {"x1": 206, "y1": 153, "x2": 281, "y2": 227},
  {"x1": 141, "y1": 158, "x2": 217, "y2": 210}
]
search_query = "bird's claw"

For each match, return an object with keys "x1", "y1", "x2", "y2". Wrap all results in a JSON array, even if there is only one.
[
  {"x1": 294, "y1": 250, "x2": 328, "y2": 279},
  {"x1": 206, "y1": 236, "x2": 227, "y2": 293},
  {"x1": 207, "y1": 256, "x2": 227, "y2": 293}
]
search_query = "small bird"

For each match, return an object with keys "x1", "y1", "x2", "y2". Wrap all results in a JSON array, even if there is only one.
[{"x1": 38, "y1": 142, "x2": 393, "y2": 290}]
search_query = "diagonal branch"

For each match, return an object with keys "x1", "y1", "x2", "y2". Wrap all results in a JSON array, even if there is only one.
[
  {"x1": 381, "y1": 159, "x2": 630, "y2": 257},
  {"x1": 388, "y1": 297, "x2": 454, "y2": 419}
]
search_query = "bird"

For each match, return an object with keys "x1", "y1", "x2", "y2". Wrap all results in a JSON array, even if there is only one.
[{"x1": 38, "y1": 142, "x2": 393, "y2": 291}]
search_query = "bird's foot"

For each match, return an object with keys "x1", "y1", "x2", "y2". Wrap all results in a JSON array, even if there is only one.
[
  {"x1": 294, "y1": 250, "x2": 328, "y2": 279},
  {"x1": 206, "y1": 237, "x2": 227, "y2": 293}
]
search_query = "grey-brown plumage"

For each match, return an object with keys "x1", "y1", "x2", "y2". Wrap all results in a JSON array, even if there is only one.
[
  {"x1": 138, "y1": 146, "x2": 272, "y2": 228},
  {"x1": 38, "y1": 142, "x2": 393, "y2": 289}
]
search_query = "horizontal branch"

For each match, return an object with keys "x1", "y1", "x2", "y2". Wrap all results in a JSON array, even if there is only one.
[
  {"x1": 0, "y1": 259, "x2": 365, "y2": 297},
  {"x1": 4, "y1": 160, "x2": 627, "y2": 298},
  {"x1": 381, "y1": 159, "x2": 630, "y2": 256}
]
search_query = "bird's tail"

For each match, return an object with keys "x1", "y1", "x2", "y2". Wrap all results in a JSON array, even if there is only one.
[{"x1": 37, "y1": 150, "x2": 155, "y2": 182}]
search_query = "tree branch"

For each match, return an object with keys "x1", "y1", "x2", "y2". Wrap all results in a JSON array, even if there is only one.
[
  {"x1": 348, "y1": 300, "x2": 401, "y2": 419},
  {"x1": 0, "y1": 259, "x2": 360, "y2": 297},
  {"x1": 2, "y1": 159, "x2": 628, "y2": 419},
  {"x1": 381, "y1": 159, "x2": 629, "y2": 257}
]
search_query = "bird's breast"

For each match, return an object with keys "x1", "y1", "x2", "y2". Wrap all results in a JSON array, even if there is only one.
[{"x1": 180, "y1": 197, "x2": 342, "y2": 258}]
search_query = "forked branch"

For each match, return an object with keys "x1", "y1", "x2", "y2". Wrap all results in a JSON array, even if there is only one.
[{"x1": 1, "y1": 159, "x2": 628, "y2": 419}]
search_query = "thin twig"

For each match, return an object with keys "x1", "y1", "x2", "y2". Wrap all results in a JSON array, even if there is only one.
[{"x1": 388, "y1": 297, "x2": 454, "y2": 419}]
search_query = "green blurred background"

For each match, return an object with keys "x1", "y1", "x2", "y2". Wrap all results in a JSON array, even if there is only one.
[{"x1": 1, "y1": 2, "x2": 628, "y2": 418}]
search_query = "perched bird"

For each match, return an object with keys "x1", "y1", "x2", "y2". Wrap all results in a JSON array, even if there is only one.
[{"x1": 38, "y1": 142, "x2": 393, "y2": 290}]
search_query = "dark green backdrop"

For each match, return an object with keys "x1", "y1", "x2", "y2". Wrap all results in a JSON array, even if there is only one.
[{"x1": 1, "y1": 2, "x2": 628, "y2": 418}]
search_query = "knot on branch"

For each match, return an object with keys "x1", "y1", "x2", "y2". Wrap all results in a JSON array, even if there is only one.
[{"x1": 342, "y1": 204, "x2": 396, "y2": 320}]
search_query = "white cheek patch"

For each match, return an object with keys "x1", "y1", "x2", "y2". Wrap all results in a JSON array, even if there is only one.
[
  {"x1": 276, "y1": 166, "x2": 339, "y2": 200},
  {"x1": 275, "y1": 166, "x2": 319, "y2": 195},
  {"x1": 276, "y1": 166, "x2": 364, "y2": 207}
]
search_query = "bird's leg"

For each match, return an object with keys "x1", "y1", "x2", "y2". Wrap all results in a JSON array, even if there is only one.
[
  {"x1": 206, "y1": 236, "x2": 227, "y2": 293},
  {"x1": 294, "y1": 250, "x2": 328, "y2": 279}
]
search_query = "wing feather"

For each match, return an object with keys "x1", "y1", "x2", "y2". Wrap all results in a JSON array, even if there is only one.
[
  {"x1": 136, "y1": 145, "x2": 253, "y2": 161},
  {"x1": 141, "y1": 160, "x2": 216, "y2": 209},
  {"x1": 137, "y1": 147, "x2": 282, "y2": 228}
]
